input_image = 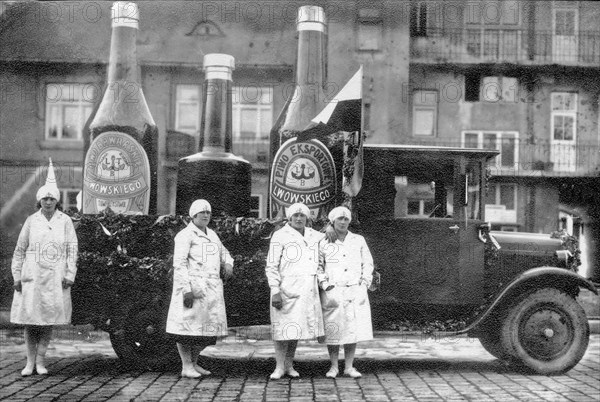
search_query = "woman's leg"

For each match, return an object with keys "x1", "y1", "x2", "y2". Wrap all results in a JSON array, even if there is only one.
[
  {"x1": 343, "y1": 343, "x2": 361, "y2": 377},
  {"x1": 270, "y1": 340, "x2": 287, "y2": 379},
  {"x1": 326, "y1": 345, "x2": 340, "y2": 378},
  {"x1": 284, "y1": 339, "x2": 299, "y2": 377},
  {"x1": 22, "y1": 326, "x2": 37, "y2": 376},
  {"x1": 176, "y1": 342, "x2": 201, "y2": 378},
  {"x1": 35, "y1": 326, "x2": 53, "y2": 375},
  {"x1": 192, "y1": 338, "x2": 213, "y2": 375}
]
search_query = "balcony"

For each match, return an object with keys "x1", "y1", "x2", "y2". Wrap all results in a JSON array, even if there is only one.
[
  {"x1": 407, "y1": 137, "x2": 600, "y2": 177},
  {"x1": 410, "y1": 28, "x2": 600, "y2": 67}
]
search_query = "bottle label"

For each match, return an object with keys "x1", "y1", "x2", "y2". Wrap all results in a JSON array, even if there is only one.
[
  {"x1": 269, "y1": 138, "x2": 337, "y2": 219},
  {"x1": 82, "y1": 131, "x2": 150, "y2": 214}
]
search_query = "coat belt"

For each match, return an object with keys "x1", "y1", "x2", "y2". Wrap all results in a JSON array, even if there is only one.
[{"x1": 332, "y1": 281, "x2": 359, "y2": 287}]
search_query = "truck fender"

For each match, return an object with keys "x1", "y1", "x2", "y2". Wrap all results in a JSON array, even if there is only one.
[{"x1": 468, "y1": 267, "x2": 597, "y2": 334}]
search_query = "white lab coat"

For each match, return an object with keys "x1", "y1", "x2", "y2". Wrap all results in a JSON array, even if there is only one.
[
  {"x1": 317, "y1": 231, "x2": 374, "y2": 345},
  {"x1": 265, "y1": 224, "x2": 324, "y2": 341},
  {"x1": 11, "y1": 210, "x2": 78, "y2": 325},
  {"x1": 166, "y1": 222, "x2": 233, "y2": 337}
]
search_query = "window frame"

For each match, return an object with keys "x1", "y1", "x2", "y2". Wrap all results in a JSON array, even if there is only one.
[
  {"x1": 461, "y1": 130, "x2": 519, "y2": 169},
  {"x1": 480, "y1": 76, "x2": 518, "y2": 103},
  {"x1": 174, "y1": 84, "x2": 202, "y2": 135},
  {"x1": 485, "y1": 183, "x2": 518, "y2": 223},
  {"x1": 412, "y1": 90, "x2": 438, "y2": 136},
  {"x1": 550, "y1": 92, "x2": 577, "y2": 142},
  {"x1": 356, "y1": 8, "x2": 383, "y2": 51},
  {"x1": 44, "y1": 83, "x2": 95, "y2": 141},
  {"x1": 232, "y1": 85, "x2": 273, "y2": 141}
]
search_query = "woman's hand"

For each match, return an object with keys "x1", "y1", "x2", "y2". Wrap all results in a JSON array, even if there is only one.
[
  {"x1": 13, "y1": 281, "x2": 22, "y2": 292},
  {"x1": 221, "y1": 263, "x2": 233, "y2": 281},
  {"x1": 271, "y1": 292, "x2": 283, "y2": 310},
  {"x1": 183, "y1": 292, "x2": 194, "y2": 308},
  {"x1": 62, "y1": 279, "x2": 74, "y2": 289}
]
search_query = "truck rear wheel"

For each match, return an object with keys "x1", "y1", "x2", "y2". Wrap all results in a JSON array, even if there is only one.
[
  {"x1": 109, "y1": 301, "x2": 178, "y2": 370},
  {"x1": 500, "y1": 288, "x2": 589, "y2": 375}
]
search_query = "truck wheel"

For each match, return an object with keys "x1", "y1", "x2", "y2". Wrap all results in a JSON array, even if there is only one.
[
  {"x1": 500, "y1": 288, "x2": 589, "y2": 375},
  {"x1": 109, "y1": 301, "x2": 178, "y2": 370}
]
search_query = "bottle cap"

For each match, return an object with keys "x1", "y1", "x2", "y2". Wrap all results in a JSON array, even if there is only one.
[
  {"x1": 203, "y1": 54, "x2": 235, "y2": 81},
  {"x1": 112, "y1": 2, "x2": 139, "y2": 29},
  {"x1": 297, "y1": 5, "x2": 326, "y2": 32}
]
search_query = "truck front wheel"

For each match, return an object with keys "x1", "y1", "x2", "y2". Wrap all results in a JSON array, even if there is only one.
[{"x1": 500, "y1": 288, "x2": 589, "y2": 375}]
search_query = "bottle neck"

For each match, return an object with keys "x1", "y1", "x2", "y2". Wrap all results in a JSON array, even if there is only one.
[
  {"x1": 295, "y1": 29, "x2": 325, "y2": 87},
  {"x1": 281, "y1": 28, "x2": 326, "y2": 132},
  {"x1": 200, "y1": 79, "x2": 232, "y2": 153},
  {"x1": 107, "y1": 26, "x2": 139, "y2": 84}
]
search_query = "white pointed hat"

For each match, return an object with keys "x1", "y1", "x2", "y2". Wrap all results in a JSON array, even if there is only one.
[{"x1": 36, "y1": 157, "x2": 60, "y2": 201}]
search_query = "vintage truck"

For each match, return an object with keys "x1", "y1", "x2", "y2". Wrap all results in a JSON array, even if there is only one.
[{"x1": 70, "y1": 144, "x2": 596, "y2": 375}]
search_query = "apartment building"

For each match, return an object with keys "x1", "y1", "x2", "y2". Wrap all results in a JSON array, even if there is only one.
[{"x1": 1, "y1": 1, "x2": 598, "y2": 276}]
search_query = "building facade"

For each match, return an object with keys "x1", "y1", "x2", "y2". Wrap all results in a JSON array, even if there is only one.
[{"x1": 1, "y1": 1, "x2": 599, "y2": 276}]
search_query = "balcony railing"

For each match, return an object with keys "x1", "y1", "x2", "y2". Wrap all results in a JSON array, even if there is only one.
[
  {"x1": 410, "y1": 28, "x2": 600, "y2": 66},
  {"x1": 407, "y1": 137, "x2": 599, "y2": 177}
]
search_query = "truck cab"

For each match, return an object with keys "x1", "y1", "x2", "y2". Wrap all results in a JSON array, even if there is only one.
[{"x1": 355, "y1": 144, "x2": 596, "y2": 374}]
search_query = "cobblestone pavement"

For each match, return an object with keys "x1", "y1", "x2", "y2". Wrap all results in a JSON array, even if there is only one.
[{"x1": 0, "y1": 329, "x2": 598, "y2": 401}]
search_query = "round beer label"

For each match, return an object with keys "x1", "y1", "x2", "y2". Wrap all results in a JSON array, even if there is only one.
[
  {"x1": 82, "y1": 131, "x2": 150, "y2": 214},
  {"x1": 269, "y1": 138, "x2": 337, "y2": 219}
]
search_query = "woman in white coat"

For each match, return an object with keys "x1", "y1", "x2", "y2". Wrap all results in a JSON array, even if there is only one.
[
  {"x1": 11, "y1": 179, "x2": 78, "y2": 376},
  {"x1": 318, "y1": 206, "x2": 374, "y2": 378},
  {"x1": 166, "y1": 199, "x2": 233, "y2": 378},
  {"x1": 265, "y1": 203, "x2": 324, "y2": 379}
]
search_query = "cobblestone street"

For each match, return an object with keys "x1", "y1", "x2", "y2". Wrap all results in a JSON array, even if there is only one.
[{"x1": 1, "y1": 329, "x2": 598, "y2": 401}]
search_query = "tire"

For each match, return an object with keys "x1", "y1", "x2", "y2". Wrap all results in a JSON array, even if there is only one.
[
  {"x1": 477, "y1": 317, "x2": 512, "y2": 361},
  {"x1": 109, "y1": 301, "x2": 178, "y2": 370},
  {"x1": 500, "y1": 288, "x2": 589, "y2": 375}
]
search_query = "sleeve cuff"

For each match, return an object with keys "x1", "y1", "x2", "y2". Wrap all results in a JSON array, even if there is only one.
[{"x1": 270, "y1": 287, "x2": 280, "y2": 296}]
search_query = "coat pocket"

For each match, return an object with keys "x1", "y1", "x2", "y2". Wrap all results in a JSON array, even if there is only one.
[
  {"x1": 280, "y1": 277, "x2": 301, "y2": 299},
  {"x1": 356, "y1": 285, "x2": 368, "y2": 306},
  {"x1": 320, "y1": 287, "x2": 340, "y2": 309},
  {"x1": 20, "y1": 259, "x2": 35, "y2": 282},
  {"x1": 189, "y1": 275, "x2": 207, "y2": 299}
]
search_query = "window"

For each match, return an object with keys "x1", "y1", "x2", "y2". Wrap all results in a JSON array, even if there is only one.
[
  {"x1": 466, "y1": 0, "x2": 520, "y2": 25},
  {"x1": 465, "y1": 1, "x2": 521, "y2": 59},
  {"x1": 462, "y1": 131, "x2": 519, "y2": 169},
  {"x1": 466, "y1": 76, "x2": 518, "y2": 102},
  {"x1": 410, "y1": 2, "x2": 428, "y2": 37},
  {"x1": 45, "y1": 83, "x2": 95, "y2": 140},
  {"x1": 249, "y1": 194, "x2": 263, "y2": 218},
  {"x1": 412, "y1": 90, "x2": 437, "y2": 136},
  {"x1": 357, "y1": 9, "x2": 382, "y2": 51},
  {"x1": 394, "y1": 176, "x2": 453, "y2": 219},
  {"x1": 60, "y1": 188, "x2": 80, "y2": 211},
  {"x1": 464, "y1": 74, "x2": 481, "y2": 102},
  {"x1": 551, "y1": 92, "x2": 577, "y2": 141},
  {"x1": 232, "y1": 86, "x2": 273, "y2": 140},
  {"x1": 481, "y1": 77, "x2": 518, "y2": 102},
  {"x1": 485, "y1": 183, "x2": 517, "y2": 223},
  {"x1": 175, "y1": 84, "x2": 201, "y2": 135},
  {"x1": 550, "y1": 92, "x2": 577, "y2": 172}
]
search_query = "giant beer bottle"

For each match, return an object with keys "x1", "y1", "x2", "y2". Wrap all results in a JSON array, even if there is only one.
[
  {"x1": 82, "y1": 1, "x2": 158, "y2": 215},
  {"x1": 175, "y1": 54, "x2": 251, "y2": 217},
  {"x1": 268, "y1": 5, "x2": 338, "y2": 219}
]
